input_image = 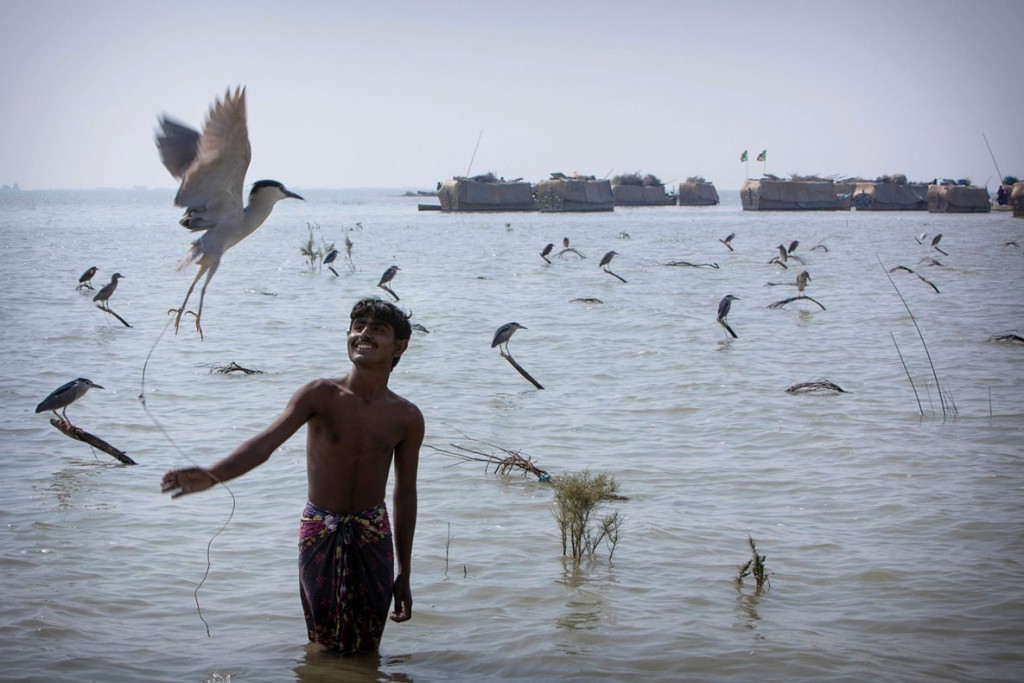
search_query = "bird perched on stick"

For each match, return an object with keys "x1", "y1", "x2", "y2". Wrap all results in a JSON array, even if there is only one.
[
  {"x1": 77, "y1": 266, "x2": 98, "y2": 291},
  {"x1": 377, "y1": 265, "x2": 400, "y2": 300},
  {"x1": 492, "y1": 322, "x2": 527, "y2": 356},
  {"x1": 540, "y1": 243, "x2": 554, "y2": 264},
  {"x1": 599, "y1": 250, "x2": 627, "y2": 283},
  {"x1": 719, "y1": 233, "x2": 735, "y2": 251},
  {"x1": 796, "y1": 270, "x2": 811, "y2": 292},
  {"x1": 323, "y1": 248, "x2": 339, "y2": 276},
  {"x1": 717, "y1": 294, "x2": 739, "y2": 338},
  {"x1": 93, "y1": 273, "x2": 124, "y2": 310},
  {"x1": 36, "y1": 378, "x2": 104, "y2": 426},
  {"x1": 156, "y1": 87, "x2": 304, "y2": 340}
]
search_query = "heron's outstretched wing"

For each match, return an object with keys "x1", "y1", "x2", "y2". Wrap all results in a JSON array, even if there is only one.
[{"x1": 156, "y1": 87, "x2": 251, "y2": 231}]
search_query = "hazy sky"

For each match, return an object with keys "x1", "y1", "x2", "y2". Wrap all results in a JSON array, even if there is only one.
[{"x1": 1, "y1": 0, "x2": 1021, "y2": 191}]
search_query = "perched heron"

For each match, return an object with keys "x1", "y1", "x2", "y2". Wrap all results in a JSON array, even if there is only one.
[
  {"x1": 93, "y1": 273, "x2": 124, "y2": 309},
  {"x1": 599, "y1": 250, "x2": 618, "y2": 269},
  {"x1": 77, "y1": 266, "x2": 98, "y2": 291},
  {"x1": 796, "y1": 270, "x2": 811, "y2": 292},
  {"x1": 378, "y1": 265, "x2": 400, "y2": 287},
  {"x1": 492, "y1": 322, "x2": 527, "y2": 355},
  {"x1": 787, "y1": 240, "x2": 799, "y2": 254},
  {"x1": 36, "y1": 378, "x2": 104, "y2": 425},
  {"x1": 323, "y1": 248, "x2": 339, "y2": 276},
  {"x1": 931, "y1": 233, "x2": 948, "y2": 255},
  {"x1": 776, "y1": 244, "x2": 789, "y2": 262},
  {"x1": 156, "y1": 87, "x2": 304, "y2": 340},
  {"x1": 540, "y1": 243, "x2": 554, "y2": 263},
  {"x1": 717, "y1": 294, "x2": 739, "y2": 339},
  {"x1": 719, "y1": 233, "x2": 735, "y2": 251}
]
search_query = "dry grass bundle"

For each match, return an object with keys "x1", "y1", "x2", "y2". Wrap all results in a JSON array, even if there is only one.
[
  {"x1": 428, "y1": 429, "x2": 549, "y2": 481},
  {"x1": 786, "y1": 379, "x2": 846, "y2": 394},
  {"x1": 210, "y1": 361, "x2": 264, "y2": 375},
  {"x1": 987, "y1": 331, "x2": 1024, "y2": 345}
]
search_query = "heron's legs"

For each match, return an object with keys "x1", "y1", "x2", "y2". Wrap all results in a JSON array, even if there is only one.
[
  {"x1": 169, "y1": 265, "x2": 207, "y2": 335},
  {"x1": 186, "y1": 272, "x2": 216, "y2": 341}
]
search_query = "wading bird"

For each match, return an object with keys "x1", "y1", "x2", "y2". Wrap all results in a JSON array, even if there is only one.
[
  {"x1": 77, "y1": 266, "x2": 98, "y2": 291},
  {"x1": 323, "y1": 248, "x2": 339, "y2": 276},
  {"x1": 492, "y1": 322, "x2": 527, "y2": 355},
  {"x1": 599, "y1": 250, "x2": 627, "y2": 282},
  {"x1": 796, "y1": 270, "x2": 811, "y2": 292},
  {"x1": 93, "y1": 273, "x2": 124, "y2": 309},
  {"x1": 378, "y1": 265, "x2": 400, "y2": 287},
  {"x1": 156, "y1": 87, "x2": 303, "y2": 340},
  {"x1": 719, "y1": 233, "x2": 735, "y2": 251},
  {"x1": 540, "y1": 243, "x2": 554, "y2": 263},
  {"x1": 35, "y1": 378, "x2": 104, "y2": 426},
  {"x1": 717, "y1": 294, "x2": 739, "y2": 338}
]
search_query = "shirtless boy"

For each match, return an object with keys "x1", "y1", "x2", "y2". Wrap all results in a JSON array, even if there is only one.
[{"x1": 161, "y1": 297, "x2": 423, "y2": 653}]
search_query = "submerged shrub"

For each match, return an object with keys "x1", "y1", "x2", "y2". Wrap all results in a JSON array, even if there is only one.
[{"x1": 550, "y1": 470, "x2": 623, "y2": 566}]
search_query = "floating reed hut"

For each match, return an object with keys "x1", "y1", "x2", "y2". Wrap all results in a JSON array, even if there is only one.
[
  {"x1": 741, "y1": 176, "x2": 850, "y2": 211},
  {"x1": 852, "y1": 174, "x2": 928, "y2": 211},
  {"x1": 676, "y1": 176, "x2": 720, "y2": 206},
  {"x1": 436, "y1": 173, "x2": 537, "y2": 212},
  {"x1": 535, "y1": 173, "x2": 614, "y2": 212},
  {"x1": 1011, "y1": 182, "x2": 1024, "y2": 218},
  {"x1": 927, "y1": 183, "x2": 991, "y2": 213},
  {"x1": 611, "y1": 172, "x2": 674, "y2": 206}
]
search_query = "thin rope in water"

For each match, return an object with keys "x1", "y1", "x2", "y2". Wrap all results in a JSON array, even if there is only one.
[{"x1": 140, "y1": 316, "x2": 235, "y2": 638}]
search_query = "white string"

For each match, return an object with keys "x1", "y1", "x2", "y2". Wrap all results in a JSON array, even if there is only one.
[{"x1": 140, "y1": 317, "x2": 235, "y2": 637}]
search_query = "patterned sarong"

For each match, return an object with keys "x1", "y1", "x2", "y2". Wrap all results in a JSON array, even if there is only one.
[{"x1": 298, "y1": 500, "x2": 394, "y2": 653}]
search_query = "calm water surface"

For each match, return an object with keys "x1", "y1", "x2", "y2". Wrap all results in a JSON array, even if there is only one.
[{"x1": 1, "y1": 189, "x2": 1023, "y2": 682}]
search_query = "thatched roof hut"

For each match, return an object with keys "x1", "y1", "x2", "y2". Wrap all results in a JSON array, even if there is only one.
[
  {"x1": 611, "y1": 172, "x2": 673, "y2": 206},
  {"x1": 927, "y1": 184, "x2": 991, "y2": 213},
  {"x1": 535, "y1": 175, "x2": 614, "y2": 212},
  {"x1": 1010, "y1": 181, "x2": 1024, "y2": 218},
  {"x1": 852, "y1": 181, "x2": 929, "y2": 211},
  {"x1": 741, "y1": 178, "x2": 849, "y2": 211},
  {"x1": 676, "y1": 177, "x2": 720, "y2": 206},
  {"x1": 437, "y1": 174, "x2": 537, "y2": 212}
]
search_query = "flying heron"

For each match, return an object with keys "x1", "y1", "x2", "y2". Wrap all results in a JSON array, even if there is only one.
[
  {"x1": 156, "y1": 87, "x2": 304, "y2": 340},
  {"x1": 77, "y1": 266, "x2": 98, "y2": 291},
  {"x1": 36, "y1": 378, "x2": 104, "y2": 426},
  {"x1": 717, "y1": 294, "x2": 739, "y2": 338},
  {"x1": 93, "y1": 273, "x2": 124, "y2": 309},
  {"x1": 492, "y1": 322, "x2": 527, "y2": 355}
]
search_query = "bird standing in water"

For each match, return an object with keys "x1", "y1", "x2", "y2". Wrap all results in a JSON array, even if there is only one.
[
  {"x1": 36, "y1": 378, "x2": 104, "y2": 426},
  {"x1": 156, "y1": 87, "x2": 303, "y2": 340},
  {"x1": 93, "y1": 273, "x2": 124, "y2": 310},
  {"x1": 77, "y1": 266, "x2": 98, "y2": 291},
  {"x1": 492, "y1": 322, "x2": 527, "y2": 355},
  {"x1": 717, "y1": 294, "x2": 739, "y2": 339}
]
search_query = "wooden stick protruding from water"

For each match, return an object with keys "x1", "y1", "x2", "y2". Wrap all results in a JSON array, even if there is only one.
[{"x1": 48, "y1": 418, "x2": 136, "y2": 464}]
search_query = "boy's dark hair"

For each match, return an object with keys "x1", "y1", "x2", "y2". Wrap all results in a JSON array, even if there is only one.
[{"x1": 349, "y1": 298, "x2": 412, "y2": 367}]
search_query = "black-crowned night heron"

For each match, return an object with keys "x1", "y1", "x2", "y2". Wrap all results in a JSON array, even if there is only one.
[
  {"x1": 540, "y1": 243, "x2": 554, "y2": 263},
  {"x1": 599, "y1": 250, "x2": 618, "y2": 269},
  {"x1": 77, "y1": 266, "x2": 98, "y2": 291},
  {"x1": 796, "y1": 270, "x2": 811, "y2": 292},
  {"x1": 378, "y1": 265, "x2": 400, "y2": 287},
  {"x1": 36, "y1": 378, "x2": 104, "y2": 425},
  {"x1": 787, "y1": 240, "x2": 799, "y2": 254},
  {"x1": 323, "y1": 248, "x2": 339, "y2": 276},
  {"x1": 719, "y1": 233, "x2": 735, "y2": 251},
  {"x1": 156, "y1": 87, "x2": 303, "y2": 340},
  {"x1": 492, "y1": 322, "x2": 527, "y2": 354},
  {"x1": 717, "y1": 294, "x2": 739, "y2": 338},
  {"x1": 93, "y1": 273, "x2": 124, "y2": 309}
]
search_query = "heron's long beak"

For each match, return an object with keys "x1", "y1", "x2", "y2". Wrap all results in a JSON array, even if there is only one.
[{"x1": 285, "y1": 190, "x2": 304, "y2": 201}]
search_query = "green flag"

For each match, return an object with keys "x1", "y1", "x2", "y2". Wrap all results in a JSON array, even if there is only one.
[
  {"x1": 740, "y1": 150, "x2": 748, "y2": 163},
  {"x1": 756, "y1": 149, "x2": 766, "y2": 162}
]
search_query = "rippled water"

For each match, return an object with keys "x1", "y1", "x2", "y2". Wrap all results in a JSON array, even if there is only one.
[{"x1": 1, "y1": 189, "x2": 1023, "y2": 682}]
